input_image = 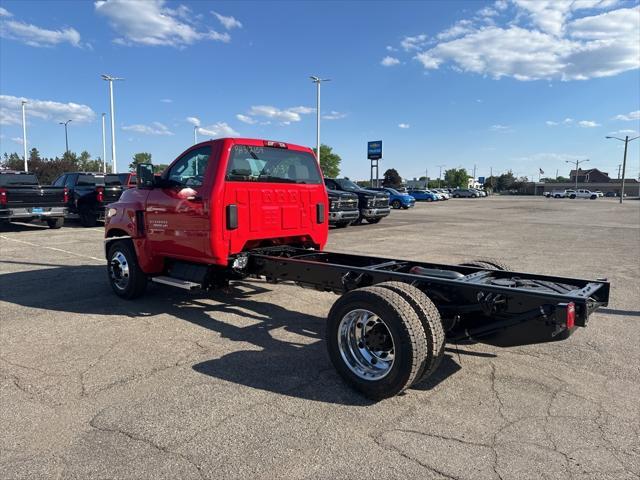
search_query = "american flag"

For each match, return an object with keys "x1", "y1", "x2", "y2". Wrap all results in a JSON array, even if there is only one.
[{"x1": 539, "y1": 168, "x2": 544, "y2": 175}]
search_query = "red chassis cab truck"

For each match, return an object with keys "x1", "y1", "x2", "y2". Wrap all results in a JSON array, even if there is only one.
[{"x1": 105, "y1": 138, "x2": 610, "y2": 399}]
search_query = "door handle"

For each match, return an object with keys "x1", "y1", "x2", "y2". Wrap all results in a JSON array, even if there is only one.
[{"x1": 187, "y1": 195, "x2": 203, "y2": 202}]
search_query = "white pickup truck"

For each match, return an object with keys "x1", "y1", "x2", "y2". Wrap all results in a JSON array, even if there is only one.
[
  {"x1": 567, "y1": 189, "x2": 598, "y2": 200},
  {"x1": 550, "y1": 189, "x2": 568, "y2": 198}
]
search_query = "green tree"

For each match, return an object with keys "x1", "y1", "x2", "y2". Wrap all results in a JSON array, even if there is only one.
[
  {"x1": 496, "y1": 171, "x2": 516, "y2": 191},
  {"x1": 444, "y1": 168, "x2": 470, "y2": 188},
  {"x1": 129, "y1": 152, "x2": 152, "y2": 171},
  {"x1": 382, "y1": 168, "x2": 402, "y2": 187},
  {"x1": 153, "y1": 164, "x2": 169, "y2": 174},
  {"x1": 317, "y1": 144, "x2": 341, "y2": 178}
]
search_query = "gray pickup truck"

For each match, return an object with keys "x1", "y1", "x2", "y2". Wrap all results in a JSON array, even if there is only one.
[{"x1": 0, "y1": 171, "x2": 67, "y2": 228}]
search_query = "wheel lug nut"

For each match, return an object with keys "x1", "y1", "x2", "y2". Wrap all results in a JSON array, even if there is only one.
[
  {"x1": 358, "y1": 342, "x2": 364, "y2": 349},
  {"x1": 356, "y1": 322, "x2": 362, "y2": 328}
]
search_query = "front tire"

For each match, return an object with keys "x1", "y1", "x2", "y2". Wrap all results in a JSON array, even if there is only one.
[
  {"x1": 391, "y1": 200, "x2": 401, "y2": 209},
  {"x1": 47, "y1": 217, "x2": 64, "y2": 229},
  {"x1": 326, "y1": 286, "x2": 427, "y2": 400},
  {"x1": 569, "y1": 195, "x2": 576, "y2": 199},
  {"x1": 107, "y1": 240, "x2": 147, "y2": 299}
]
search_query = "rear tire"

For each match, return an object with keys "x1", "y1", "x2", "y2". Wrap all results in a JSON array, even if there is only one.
[
  {"x1": 460, "y1": 259, "x2": 511, "y2": 271},
  {"x1": 453, "y1": 194, "x2": 460, "y2": 198},
  {"x1": 375, "y1": 282, "x2": 445, "y2": 386},
  {"x1": 46, "y1": 217, "x2": 64, "y2": 229},
  {"x1": 326, "y1": 286, "x2": 427, "y2": 400},
  {"x1": 79, "y1": 206, "x2": 97, "y2": 227},
  {"x1": 569, "y1": 194, "x2": 576, "y2": 199},
  {"x1": 107, "y1": 240, "x2": 147, "y2": 299}
]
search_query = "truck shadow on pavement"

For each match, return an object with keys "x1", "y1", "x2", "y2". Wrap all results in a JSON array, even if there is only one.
[{"x1": 0, "y1": 262, "x2": 462, "y2": 404}]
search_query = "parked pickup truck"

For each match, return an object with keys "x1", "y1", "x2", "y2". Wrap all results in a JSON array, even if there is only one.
[
  {"x1": 550, "y1": 189, "x2": 568, "y2": 198},
  {"x1": 327, "y1": 189, "x2": 359, "y2": 227},
  {"x1": 52, "y1": 172, "x2": 124, "y2": 226},
  {"x1": 0, "y1": 171, "x2": 67, "y2": 228},
  {"x1": 104, "y1": 138, "x2": 610, "y2": 400},
  {"x1": 323, "y1": 178, "x2": 390, "y2": 224},
  {"x1": 568, "y1": 189, "x2": 598, "y2": 200}
]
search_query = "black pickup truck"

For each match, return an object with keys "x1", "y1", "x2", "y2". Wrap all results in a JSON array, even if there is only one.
[
  {"x1": 324, "y1": 178, "x2": 390, "y2": 224},
  {"x1": 327, "y1": 189, "x2": 359, "y2": 228},
  {"x1": 52, "y1": 172, "x2": 124, "y2": 227},
  {"x1": 0, "y1": 171, "x2": 67, "y2": 228}
]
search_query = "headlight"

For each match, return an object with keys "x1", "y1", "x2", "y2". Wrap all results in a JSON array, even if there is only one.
[
  {"x1": 107, "y1": 207, "x2": 118, "y2": 218},
  {"x1": 367, "y1": 198, "x2": 374, "y2": 207},
  {"x1": 330, "y1": 201, "x2": 338, "y2": 210}
]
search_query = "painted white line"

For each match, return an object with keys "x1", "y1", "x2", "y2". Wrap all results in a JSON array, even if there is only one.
[{"x1": 0, "y1": 235, "x2": 105, "y2": 263}]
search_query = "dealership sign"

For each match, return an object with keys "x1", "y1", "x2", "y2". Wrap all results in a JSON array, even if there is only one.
[{"x1": 367, "y1": 141, "x2": 382, "y2": 160}]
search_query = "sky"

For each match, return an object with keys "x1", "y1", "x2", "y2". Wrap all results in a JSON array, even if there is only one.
[{"x1": 0, "y1": 0, "x2": 639, "y2": 182}]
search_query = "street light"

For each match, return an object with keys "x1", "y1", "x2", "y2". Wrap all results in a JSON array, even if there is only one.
[
  {"x1": 101, "y1": 74, "x2": 124, "y2": 173},
  {"x1": 101, "y1": 113, "x2": 107, "y2": 173},
  {"x1": 437, "y1": 164, "x2": 445, "y2": 188},
  {"x1": 194, "y1": 125, "x2": 198, "y2": 145},
  {"x1": 21, "y1": 101, "x2": 27, "y2": 171},
  {"x1": 606, "y1": 135, "x2": 639, "y2": 203},
  {"x1": 310, "y1": 76, "x2": 330, "y2": 164},
  {"x1": 565, "y1": 158, "x2": 589, "y2": 190},
  {"x1": 59, "y1": 119, "x2": 72, "y2": 153}
]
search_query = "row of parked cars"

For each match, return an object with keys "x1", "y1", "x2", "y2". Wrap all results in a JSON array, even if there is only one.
[{"x1": 544, "y1": 188, "x2": 617, "y2": 200}]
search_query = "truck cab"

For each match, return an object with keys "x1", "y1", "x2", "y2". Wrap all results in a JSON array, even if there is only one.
[{"x1": 105, "y1": 138, "x2": 328, "y2": 278}]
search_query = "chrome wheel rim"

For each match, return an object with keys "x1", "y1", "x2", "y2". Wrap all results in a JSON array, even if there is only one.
[
  {"x1": 338, "y1": 309, "x2": 395, "y2": 380},
  {"x1": 109, "y1": 251, "x2": 130, "y2": 290}
]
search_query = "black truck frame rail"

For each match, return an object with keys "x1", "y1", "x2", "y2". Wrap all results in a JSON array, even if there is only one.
[{"x1": 245, "y1": 246, "x2": 610, "y2": 345}]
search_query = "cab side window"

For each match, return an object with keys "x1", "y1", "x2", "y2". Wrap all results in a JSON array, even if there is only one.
[
  {"x1": 64, "y1": 175, "x2": 77, "y2": 188},
  {"x1": 53, "y1": 175, "x2": 66, "y2": 187},
  {"x1": 325, "y1": 179, "x2": 337, "y2": 189},
  {"x1": 167, "y1": 147, "x2": 211, "y2": 188}
]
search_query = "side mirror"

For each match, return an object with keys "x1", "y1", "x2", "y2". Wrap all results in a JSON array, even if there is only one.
[{"x1": 136, "y1": 163, "x2": 154, "y2": 188}]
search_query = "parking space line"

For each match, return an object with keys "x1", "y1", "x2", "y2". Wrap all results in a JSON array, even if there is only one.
[{"x1": 0, "y1": 235, "x2": 105, "y2": 263}]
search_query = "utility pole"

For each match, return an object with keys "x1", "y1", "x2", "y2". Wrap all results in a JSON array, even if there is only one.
[
  {"x1": 310, "y1": 76, "x2": 330, "y2": 164},
  {"x1": 193, "y1": 126, "x2": 198, "y2": 145},
  {"x1": 59, "y1": 120, "x2": 72, "y2": 154},
  {"x1": 425, "y1": 168, "x2": 428, "y2": 188},
  {"x1": 101, "y1": 113, "x2": 107, "y2": 173},
  {"x1": 473, "y1": 164, "x2": 477, "y2": 183},
  {"x1": 21, "y1": 101, "x2": 28, "y2": 171},
  {"x1": 437, "y1": 164, "x2": 445, "y2": 188},
  {"x1": 555, "y1": 169, "x2": 558, "y2": 180},
  {"x1": 606, "y1": 135, "x2": 639, "y2": 203},
  {"x1": 617, "y1": 164, "x2": 621, "y2": 180},
  {"x1": 565, "y1": 158, "x2": 589, "y2": 190},
  {"x1": 101, "y1": 74, "x2": 124, "y2": 173}
]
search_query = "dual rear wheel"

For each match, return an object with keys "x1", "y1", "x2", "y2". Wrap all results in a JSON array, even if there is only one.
[{"x1": 326, "y1": 282, "x2": 445, "y2": 400}]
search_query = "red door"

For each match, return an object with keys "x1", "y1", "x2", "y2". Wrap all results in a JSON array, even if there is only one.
[{"x1": 145, "y1": 146, "x2": 212, "y2": 261}]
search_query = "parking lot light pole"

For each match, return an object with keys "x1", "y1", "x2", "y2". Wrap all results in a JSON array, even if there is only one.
[
  {"x1": 565, "y1": 158, "x2": 589, "y2": 190},
  {"x1": 21, "y1": 101, "x2": 28, "y2": 171},
  {"x1": 310, "y1": 76, "x2": 330, "y2": 164},
  {"x1": 606, "y1": 135, "x2": 639, "y2": 204},
  {"x1": 59, "y1": 119, "x2": 72, "y2": 154},
  {"x1": 101, "y1": 74, "x2": 124, "y2": 173},
  {"x1": 437, "y1": 164, "x2": 445, "y2": 188},
  {"x1": 101, "y1": 113, "x2": 107, "y2": 173},
  {"x1": 194, "y1": 126, "x2": 198, "y2": 145}
]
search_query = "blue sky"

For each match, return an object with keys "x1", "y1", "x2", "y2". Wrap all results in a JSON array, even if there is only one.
[{"x1": 1, "y1": 0, "x2": 639, "y2": 181}]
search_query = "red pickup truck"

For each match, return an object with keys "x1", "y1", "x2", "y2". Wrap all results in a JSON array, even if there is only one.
[{"x1": 105, "y1": 138, "x2": 609, "y2": 399}]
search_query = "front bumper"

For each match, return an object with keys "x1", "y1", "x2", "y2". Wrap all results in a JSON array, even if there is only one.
[
  {"x1": 329, "y1": 209, "x2": 360, "y2": 223},
  {"x1": 0, "y1": 207, "x2": 66, "y2": 220},
  {"x1": 362, "y1": 207, "x2": 391, "y2": 219}
]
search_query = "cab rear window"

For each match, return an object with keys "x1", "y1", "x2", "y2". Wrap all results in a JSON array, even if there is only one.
[
  {"x1": 0, "y1": 174, "x2": 39, "y2": 186},
  {"x1": 226, "y1": 145, "x2": 321, "y2": 184}
]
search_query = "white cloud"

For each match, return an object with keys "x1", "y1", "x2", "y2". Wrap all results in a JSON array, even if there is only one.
[
  {"x1": 186, "y1": 116, "x2": 201, "y2": 126},
  {"x1": 246, "y1": 105, "x2": 314, "y2": 124},
  {"x1": 608, "y1": 129, "x2": 638, "y2": 136},
  {"x1": 381, "y1": 56, "x2": 400, "y2": 67},
  {"x1": 578, "y1": 120, "x2": 600, "y2": 127},
  {"x1": 401, "y1": 34, "x2": 428, "y2": 51},
  {"x1": 236, "y1": 114, "x2": 256, "y2": 124},
  {"x1": 197, "y1": 122, "x2": 239, "y2": 137},
  {"x1": 386, "y1": 45, "x2": 398, "y2": 52},
  {"x1": 122, "y1": 122, "x2": 173, "y2": 135},
  {"x1": 546, "y1": 120, "x2": 559, "y2": 126},
  {"x1": 11, "y1": 137, "x2": 24, "y2": 145},
  {"x1": 0, "y1": 7, "x2": 82, "y2": 47},
  {"x1": 398, "y1": 123, "x2": 410, "y2": 129},
  {"x1": 0, "y1": 95, "x2": 95, "y2": 125},
  {"x1": 323, "y1": 111, "x2": 347, "y2": 120},
  {"x1": 613, "y1": 110, "x2": 640, "y2": 121},
  {"x1": 212, "y1": 11, "x2": 242, "y2": 30},
  {"x1": 160, "y1": 98, "x2": 172, "y2": 103},
  {"x1": 490, "y1": 124, "x2": 511, "y2": 131},
  {"x1": 563, "y1": 118, "x2": 574, "y2": 124},
  {"x1": 412, "y1": 3, "x2": 639, "y2": 81},
  {"x1": 95, "y1": 0, "x2": 230, "y2": 47}
]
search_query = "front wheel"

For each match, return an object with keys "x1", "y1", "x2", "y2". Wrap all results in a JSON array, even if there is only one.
[
  {"x1": 453, "y1": 194, "x2": 460, "y2": 198},
  {"x1": 426, "y1": 197, "x2": 433, "y2": 202},
  {"x1": 107, "y1": 240, "x2": 147, "y2": 299},
  {"x1": 46, "y1": 217, "x2": 64, "y2": 229},
  {"x1": 326, "y1": 286, "x2": 428, "y2": 399},
  {"x1": 569, "y1": 195, "x2": 576, "y2": 199},
  {"x1": 391, "y1": 200, "x2": 401, "y2": 209}
]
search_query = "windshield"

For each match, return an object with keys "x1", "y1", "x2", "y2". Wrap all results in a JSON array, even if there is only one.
[
  {"x1": 105, "y1": 174, "x2": 123, "y2": 186},
  {"x1": 226, "y1": 145, "x2": 321, "y2": 184},
  {"x1": 0, "y1": 174, "x2": 38, "y2": 186},
  {"x1": 334, "y1": 179, "x2": 362, "y2": 191},
  {"x1": 385, "y1": 188, "x2": 400, "y2": 195}
]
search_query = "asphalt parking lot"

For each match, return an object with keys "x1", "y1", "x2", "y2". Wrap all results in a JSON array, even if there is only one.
[{"x1": 1, "y1": 196, "x2": 639, "y2": 479}]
